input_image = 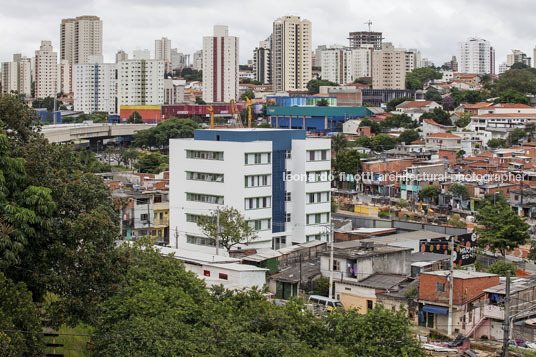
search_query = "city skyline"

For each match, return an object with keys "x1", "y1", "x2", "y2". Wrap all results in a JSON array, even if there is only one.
[{"x1": 1, "y1": 0, "x2": 536, "y2": 69}]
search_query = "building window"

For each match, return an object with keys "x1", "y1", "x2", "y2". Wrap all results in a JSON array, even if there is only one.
[
  {"x1": 245, "y1": 174, "x2": 271, "y2": 188},
  {"x1": 285, "y1": 150, "x2": 292, "y2": 159},
  {"x1": 186, "y1": 193, "x2": 224, "y2": 205},
  {"x1": 245, "y1": 196, "x2": 272, "y2": 210},
  {"x1": 219, "y1": 273, "x2": 228, "y2": 280},
  {"x1": 367, "y1": 300, "x2": 373, "y2": 312},
  {"x1": 285, "y1": 213, "x2": 291, "y2": 222},
  {"x1": 307, "y1": 171, "x2": 330, "y2": 183},
  {"x1": 307, "y1": 192, "x2": 330, "y2": 204},
  {"x1": 248, "y1": 218, "x2": 271, "y2": 231},
  {"x1": 245, "y1": 152, "x2": 271, "y2": 165},
  {"x1": 285, "y1": 192, "x2": 291, "y2": 201},
  {"x1": 333, "y1": 259, "x2": 340, "y2": 271},
  {"x1": 436, "y1": 282, "x2": 446, "y2": 292},
  {"x1": 203, "y1": 270, "x2": 210, "y2": 277},
  {"x1": 140, "y1": 214, "x2": 148, "y2": 221},
  {"x1": 186, "y1": 171, "x2": 224, "y2": 183},
  {"x1": 186, "y1": 150, "x2": 224, "y2": 160},
  {"x1": 306, "y1": 212, "x2": 330, "y2": 225}
]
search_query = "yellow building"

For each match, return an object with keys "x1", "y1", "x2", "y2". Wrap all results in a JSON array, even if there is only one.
[{"x1": 150, "y1": 201, "x2": 169, "y2": 242}]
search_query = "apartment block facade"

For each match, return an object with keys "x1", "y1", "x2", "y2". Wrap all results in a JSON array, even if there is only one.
[
  {"x1": 60, "y1": 16, "x2": 102, "y2": 65},
  {"x1": 169, "y1": 129, "x2": 331, "y2": 254},
  {"x1": 372, "y1": 43, "x2": 406, "y2": 90},
  {"x1": 458, "y1": 38, "x2": 495, "y2": 74},
  {"x1": 117, "y1": 59, "x2": 165, "y2": 107},
  {"x1": 321, "y1": 46, "x2": 372, "y2": 84},
  {"x1": 35, "y1": 40, "x2": 58, "y2": 98},
  {"x1": 1, "y1": 54, "x2": 32, "y2": 96},
  {"x1": 73, "y1": 56, "x2": 117, "y2": 114},
  {"x1": 202, "y1": 25, "x2": 239, "y2": 103},
  {"x1": 272, "y1": 16, "x2": 312, "y2": 92},
  {"x1": 253, "y1": 38, "x2": 272, "y2": 84}
]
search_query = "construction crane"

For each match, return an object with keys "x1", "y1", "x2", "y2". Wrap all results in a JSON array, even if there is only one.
[
  {"x1": 208, "y1": 105, "x2": 215, "y2": 129},
  {"x1": 230, "y1": 99, "x2": 244, "y2": 128},
  {"x1": 245, "y1": 97, "x2": 253, "y2": 128}
]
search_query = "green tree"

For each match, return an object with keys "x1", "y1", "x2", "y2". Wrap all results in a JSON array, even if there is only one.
[
  {"x1": 405, "y1": 67, "x2": 442, "y2": 89},
  {"x1": 419, "y1": 185, "x2": 439, "y2": 203},
  {"x1": 240, "y1": 90, "x2": 255, "y2": 101},
  {"x1": 380, "y1": 113, "x2": 418, "y2": 129},
  {"x1": 508, "y1": 128, "x2": 526, "y2": 145},
  {"x1": 0, "y1": 273, "x2": 43, "y2": 356},
  {"x1": 420, "y1": 107, "x2": 453, "y2": 126},
  {"x1": 197, "y1": 206, "x2": 258, "y2": 253},
  {"x1": 398, "y1": 129, "x2": 420, "y2": 144},
  {"x1": 316, "y1": 98, "x2": 329, "y2": 106},
  {"x1": 449, "y1": 183, "x2": 469, "y2": 199},
  {"x1": 493, "y1": 68, "x2": 536, "y2": 95},
  {"x1": 475, "y1": 195, "x2": 530, "y2": 257},
  {"x1": 359, "y1": 117, "x2": 381, "y2": 134},
  {"x1": 331, "y1": 134, "x2": 347, "y2": 155},
  {"x1": 32, "y1": 96, "x2": 63, "y2": 112},
  {"x1": 134, "y1": 152, "x2": 169, "y2": 173},
  {"x1": 195, "y1": 97, "x2": 206, "y2": 105},
  {"x1": 132, "y1": 118, "x2": 199, "y2": 150},
  {"x1": 425, "y1": 88, "x2": 442, "y2": 102},
  {"x1": 306, "y1": 79, "x2": 339, "y2": 94},
  {"x1": 488, "y1": 261, "x2": 517, "y2": 277},
  {"x1": 127, "y1": 111, "x2": 143, "y2": 124},
  {"x1": 487, "y1": 138, "x2": 507, "y2": 149},
  {"x1": 350, "y1": 135, "x2": 373, "y2": 149},
  {"x1": 456, "y1": 149, "x2": 466, "y2": 161},
  {"x1": 455, "y1": 112, "x2": 471, "y2": 128},
  {"x1": 333, "y1": 149, "x2": 362, "y2": 179},
  {"x1": 120, "y1": 149, "x2": 140, "y2": 168},
  {"x1": 353, "y1": 77, "x2": 371, "y2": 85},
  {"x1": 386, "y1": 96, "x2": 413, "y2": 112},
  {"x1": 312, "y1": 276, "x2": 329, "y2": 296},
  {"x1": 494, "y1": 89, "x2": 529, "y2": 105},
  {"x1": 372, "y1": 134, "x2": 398, "y2": 152}
]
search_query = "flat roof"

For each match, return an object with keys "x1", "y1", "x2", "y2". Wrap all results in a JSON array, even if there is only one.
[
  {"x1": 354, "y1": 273, "x2": 409, "y2": 289},
  {"x1": 156, "y1": 246, "x2": 240, "y2": 264},
  {"x1": 322, "y1": 243, "x2": 412, "y2": 260},
  {"x1": 483, "y1": 276, "x2": 536, "y2": 295},
  {"x1": 268, "y1": 106, "x2": 372, "y2": 117},
  {"x1": 422, "y1": 270, "x2": 497, "y2": 279},
  {"x1": 359, "y1": 230, "x2": 450, "y2": 245}
]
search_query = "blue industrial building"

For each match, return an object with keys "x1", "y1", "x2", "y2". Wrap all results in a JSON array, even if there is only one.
[
  {"x1": 267, "y1": 106, "x2": 373, "y2": 133},
  {"x1": 267, "y1": 96, "x2": 337, "y2": 107}
]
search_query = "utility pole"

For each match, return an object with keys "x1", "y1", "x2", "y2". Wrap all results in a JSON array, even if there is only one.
[
  {"x1": 447, "y1": 237, "x2": 454, "y2": 336},
  {"x1": 502, "y1": 272, "x2": 511, "y2": 357},
  {"x1": 215, "y1": 210, "x2": 220, "y2": 255},
  {"x1": 328, "y1": 221, "x2": 334, "y2": 299}
]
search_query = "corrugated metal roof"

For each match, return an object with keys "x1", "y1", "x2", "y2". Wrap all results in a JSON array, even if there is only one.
[{"x1": 267, "y1": 106, "x2": 372, "y2": 117}]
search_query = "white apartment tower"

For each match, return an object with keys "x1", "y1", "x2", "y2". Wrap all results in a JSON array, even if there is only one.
[
  {"x1": 272, "y1": 16, "x2": 312, "y2": 92},
  {"x1": 193, "y1": 50, "x2": 203, "y2": 71},
  {"x1": 35, "y1": 41, "x2": 58, "y2": 98},
  {"x1": 372, "y1": 42, "x2": 406, "y2": 90},
  {"x1": 155, "y1": 37, "x2": 172, "y2": 73},
  {"x1": 132, "y1": 49, "x2": 151, "y2": 60},
  {"x1": 506, "y1": 50, "x2": 531, "y2": 67},
  {"x1": 57, "y1": 59, "x2": 72, "y2": 94},
  {"x1": 321, "y1": 46, "x2": 372, "y2": 84},
  {"x1": 253, "y1": 38, "x2": 272, "y2": 84},
  {"x1": 405, "y1": 49, "x2": 422, "y2": 73},
  {"x1": 60, "y1": 16, "x2": 103, "y2": 65},
  {"x1": 1, "y1": 54, "x2": 32, "y2": 97},
  {"x1": 117, "y1": 59, "x2": 165, "y2": 107},
  {"x1": 169, "y1": 129, "x2": 332, "y2": 254},
  {"x1": 202, "y1": 25, "x2": 239, "y2": 103},
  {"x1": 458, "y1": 38, "x2": 494, "y2": 74},
  {"x1": 115, "y1": 50, "x2": 128, "y2": 63},
  {"x1": 73, "y1": 56, "x2": 117, "y2": 114}
]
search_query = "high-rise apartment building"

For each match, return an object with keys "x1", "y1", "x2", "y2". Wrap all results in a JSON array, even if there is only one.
[
  {"x1": 1, "y1": 54, "x2": 32, "y2": 97},
  {"x1": 132, "y1": 49, "x2": 151, "y2": 60},
  {"x1": 253, "y1": 37, "x2": 272, "y2": 84},
  {"x1": 321, "y1": 46, "x2": 372, "y2": 84},
  {"x1": 202, "y1": 25, "x2": 239, "y2": 103},
  {"x1": 458, "y1": 38, "x2": 494, "y2": 74},
  {"x1": 115, "y1": 50, "x2": 128, "y2": 63},
  {"x1": 60, "y1": 16, "x2": 102, "y2": 65},
  {"x1": 164, "y1": 78, "x2": 185, "y2": 104},
  {"x1": 73, "y1": 56, "x2": 117, "y2": 114},
  {"x1": 193, "y1": 50, "x2": 203, "y2": 71},
  {"x1": 171, "y1": 49, "x2": 189, "y2": 71},
  {"x1": 57, "y1": 59, "x2": 72, "y2": 94},
  {"x1": 155, "y1": 37, "x2": 172, "y2": 73},
  {"x1": 272, "y1": 16, "x2": 312, "y2": 92},
  {"x1": 506, "y1": 50, "x2": 531, "y2": 67},
  {"x1": 169, "y1": 129, "x2": 332, "y2": 253},
  {"x1": 35, "y1": 41, "x2": 58, "y2": 98},
  {"x1": 404, "y1": 49, "x2": 422, "y2": 73},
  {"x1": 372, "y1": 42, "x2": 406, "y2": 90},
  {"x1": 117, "y1": 59, "x2": 165, "y2": 107},
  {"x1": 348, "y1": 31, "x2": 383, "y2": 50},
  {"x1": 313, "y1": 45, "x2": 327, "y2": 67},
  {"x1": 442, "y1": 56, "x2": 458, "y2": 72}
]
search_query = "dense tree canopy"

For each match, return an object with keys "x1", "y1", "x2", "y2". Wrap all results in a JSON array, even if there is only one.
[
  {"x1": 398, "y1": 129, "x2": 420, "y2": 144},
  {"x1": 372, "y1": 134, "x2": 398, "y2": 152},
  {"x1": 127, "y1": 111, "x2": 143, "y2": 124},
  {"x1": 132, "y1": 118, "x2": 199, "y2": 149},
  {"x1": 420, "y1": 107, "x2": 453, "y2": 126},
  {"x1": 487, "y1": 138, "x2": 507, "y2": 149},
  {"x1": 134, "y1": 152, "x2": 169, "y2": 173},
  {"x1": 386, "y1": 97, "x2": 413, "y2": 112},
  {"x1": 493, "y1": 68, "x2": 536, "y2": 95},
  {"x1": 306, "y1": 79, "x2": 339, "y2": 94},
  {"x1": 405, "y1": 67, "x2": 442, "y2": 89},
  {"x1": 424, "y1": 88, "x2": 442, "y2": 102},
  {"x1": 494, "y1": 89, "x2": 529, "y2": 105}
]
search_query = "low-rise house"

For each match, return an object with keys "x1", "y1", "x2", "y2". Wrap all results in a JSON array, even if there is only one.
[
  {"x1": 418, "y1": 270, "x2": 499, "y2": 334},
  {"x1": 395, "y1": 100, "x2": 442, "y2": 121},
  {"x1": 425, "y1": 133, "x2": 463, "y2": 150}
]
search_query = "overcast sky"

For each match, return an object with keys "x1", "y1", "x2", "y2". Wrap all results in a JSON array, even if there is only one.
[{"x1": 1, "y1": 0, "x2": 535, "y2": 69}]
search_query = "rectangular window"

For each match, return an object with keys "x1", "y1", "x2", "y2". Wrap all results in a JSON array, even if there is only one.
[
  {"x1": 248, "y1": 218, "x2": 271, "y2": 231},
  {"x1": 186, "y1": 193, "x2": 224, "y2": 205},
  {"x1": 307, "y1": 171, "x2": 330, "y2": 183},
  {"x1": 306, "y1": 149, "x2": 330, "y2": 161},
  {"x1": 219, "y1": 273, "x2": 228, "y2": 280},
  {"x1": 140, "y1": 213, "x2": 148, "y2": 221},
  {"x1": 285, "y1": 192, "x2": 291, "y2": 201},
  {"x1": 367, "y1": 300, "x2": 373, "y2": 312},
  {"x1": 306, "y1": 212, "x2": 330, "y2": 225},
  {"x1": 186, "y1": 171, "x2": 224, "y2": 183},
  {"x1": 285, "y1": 213, "x2": 291, "y2": 222},
  {"x1": 245, "y1": 174, "x2": 272, "y2": 188},
  {"x1": 307, "y1": 191, "x2": 330, "y2": 204},
  {"x1": 245, "y1": 152, "x2": 271, "y2": 165},
  {"x1": 245, "y1": 196, "x2": 271, "y2": 210},
  {"x1": 333, "y1": 260, "x2": 340, "y2": 271},
  {"x1": 436, "y1": 282, "x2": 446, "y2": 292},
  {"x1": 186, "y1": 150, "x2": 224, "y2": 160},
  {"x1": 203, "y1": 270, "x2": 210, "y2": 277}
]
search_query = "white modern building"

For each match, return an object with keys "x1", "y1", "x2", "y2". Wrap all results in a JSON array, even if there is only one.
[
  {"x1": 34, "y1": 40, "x2": 58, "y2": 98},
  {"x1": 202, "y1": 25, "x2": 239, "y2": 103},
  {"x1": 321, "y1": 45, "x2": 372, "y2": 84},
  {"x1": 1, "y1": 54, "x2": 32, "y2": 97},
  {"x1": 73, "y1": 56, "x2": 117, "y2": 114},
  {"x1": 60, "y1": 15, "x2": 102, "y2": 65},
  {"x1": 272, "y1": 16, "x2": 312, "y2": 92},
  {"x1": 405, "y1": 49, "x2": 422, "y2": 73},
  {"x1": 458, "y1": 38, "x2": 495, "y2": 74},
  {"x1": 117, "y1": 59, "x2": 165, "y2": 107},
  {"x1": 253, "y1": 37, "x2": 272, "y2": 84},
  {"x1": 164, "y1": 78, "x2": 185, "y2": 104},
  {"x1": 169, "y1": 129, "x2": 332, "y2": 255},
  {"x1": 171, "y1": 49, "x2": 189, "y2": 71},
  {"x1": 57, "y1": 59, "x2": 72, "y2": 94},
  {"x1": 132, "y1": 49, "x2": 151, "y2": 60},
  {"x1": 192, "y1": 50, "x2": 203, "y2": 71},
  {"x1": 155, "y1": 37, "x2": 172, "y2": 72},
  {"x1": 372, "y1": 42, "x2": 406, "y2": 90},
  {"x1": 506, "y1": 49, "x2": 531, "y2": 67}
]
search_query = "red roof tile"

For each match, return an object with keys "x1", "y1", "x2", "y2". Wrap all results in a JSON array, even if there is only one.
[
  {"x1": 426, "y1": 133, "x2": 461, "y2": 139},
  {"x1": 401, "y1": 101, "x2": 434, "y2": 108}
]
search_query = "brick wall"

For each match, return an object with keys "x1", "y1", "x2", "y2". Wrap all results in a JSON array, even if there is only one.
[{"x1": 419, "y1": 273, "x2": 499, "y2": 305}]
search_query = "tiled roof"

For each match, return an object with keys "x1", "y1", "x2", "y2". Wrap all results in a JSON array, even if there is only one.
[
  {"x1": 401, "y1": 101, "x2": 433, "y2": 108},
  {"x1": 472, "y1": 113, "x2": 536, "y2": 118},
  {"x1": 426, "y1": 133, "x2": 461, "y2": 139},
  {"x1": 423, "y1": 118, "x2": 444, "y2": 127}
]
